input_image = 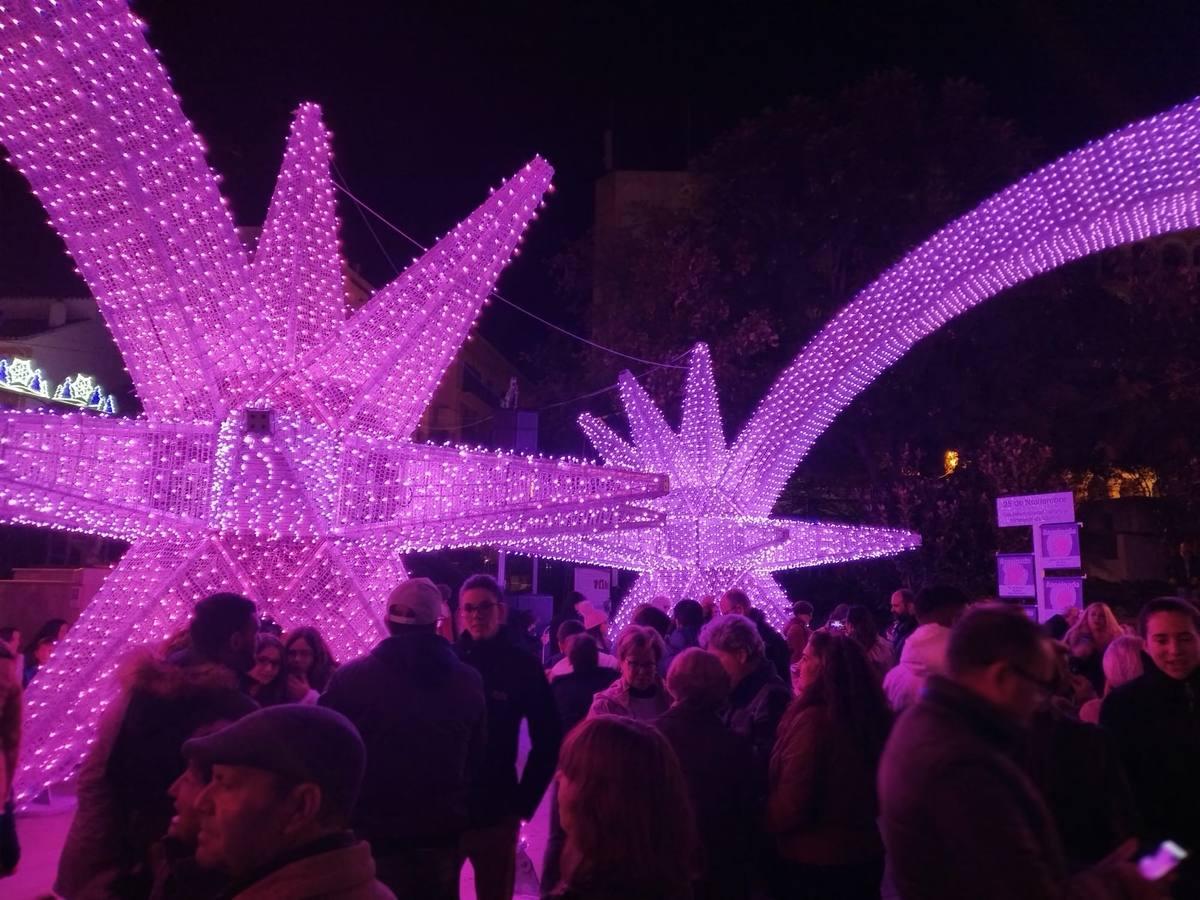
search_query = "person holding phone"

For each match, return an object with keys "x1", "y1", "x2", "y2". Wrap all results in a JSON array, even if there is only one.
[
  {"x1": 879, "y1": 605, "x2": 1167, "y2": 900},
  {"x1": 1102, "y1": 596, "x2": 1200, "y2": 895}
]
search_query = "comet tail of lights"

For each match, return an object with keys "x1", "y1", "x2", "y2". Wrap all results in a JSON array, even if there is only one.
[
  {"x1": 0, "y1": 0, "x2": 666, "y2": 802},
  {"x1": 497, "y1": 95, "x2": 1200, "y2": 630},
  {"x1": 727, "y1": 96, "x2": 1200, "y2": 511}
]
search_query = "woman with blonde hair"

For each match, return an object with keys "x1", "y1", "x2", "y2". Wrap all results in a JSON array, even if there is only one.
[
  {"x1": 1064, "y1": 602, "x2": 1123, "y2": 693},
  {"x1": 1079, "y1": 635, "x2": 1144, "y2": 724},
  {"x1": 551, "y1": 715, "x2": 698, "y2": 899}
]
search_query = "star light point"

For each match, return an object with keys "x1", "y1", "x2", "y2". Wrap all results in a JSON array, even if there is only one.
[
  {"x1": 499, "y1": 94, "x2": 1200, "y2": 630},
  {"x1": 499, "y1": 343, "x2": 922, "y2": 630},
  {"x1": 0, "y1": 1, "x2": 664, "y2": 800}
]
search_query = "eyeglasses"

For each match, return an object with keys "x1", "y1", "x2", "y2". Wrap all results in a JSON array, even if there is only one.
[{"x1": 463, "y1": 601, "x2": 498, "y2": 616}]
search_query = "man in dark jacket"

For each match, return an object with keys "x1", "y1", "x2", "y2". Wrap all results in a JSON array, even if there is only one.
[
  {"x1": 721, "y1": 589, "x2": 790, "y2": 683},
  {"x1": 1101, "y1": 596, "x2": 1200, "y2": 894},
  {"x1": 887, "y1": 588, "x2": 918, "y2": 660},
  {"x1": 701, "y1": 614, "x2": 790, "y2": 779},
  {"x1": 456, "y1": 573, "x2": 562, "y2": 900},
  {"x1": 184, "y1": 705, "x2": 392, "y2": 899},
  {"x1": 321, "y1": 578, "x2": 486, "y2": 900},
  {"x1": 56, "y1": 592, "x2": 260, "y2": 899},
  {"x1": 879, "y1": 605, "x2": 1160, "y2": 900}
]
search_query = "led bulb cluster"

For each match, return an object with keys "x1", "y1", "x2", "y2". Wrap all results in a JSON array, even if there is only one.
[
  {"x1": 498, "y1": 98, "x2": 1200, "y2": 630},
  {"x1": 496, "y1": 344, "x2": 920, "y2": 630},
  {"x1": 0, "y1": 1, "x2": 664, "y2": 803}
]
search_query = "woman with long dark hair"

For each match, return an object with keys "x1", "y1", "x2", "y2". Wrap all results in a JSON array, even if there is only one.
[
  {"x1": 767, "y1": 631, "x2": 892, "y2": 899},
  {"x1": 247, "y1": 634, "x2": 289, "y2": 706},
  {"x1": 283, "y1": 626, "x2": 337, "y2": 703},
  {"x1": 552, "y1": 715, "x2": 698, "y2": 899}
]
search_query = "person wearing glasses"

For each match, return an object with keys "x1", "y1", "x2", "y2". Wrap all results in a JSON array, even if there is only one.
[
  {"x1": 455, "y1": 573, "x2": 562, "y2": 900},
  {"x1": 588, "y1": 625, "x2": 671, "y2": 721},
  {"x1": 878, "y1": 605, "x2": 1163, "y2": 900}
]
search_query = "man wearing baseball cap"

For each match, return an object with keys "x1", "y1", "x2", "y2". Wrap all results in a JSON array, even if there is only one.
[
  {"x1": 183, "y1": 704, "x2": 392, "y2": 899},
  {"x1": 321, "y1": 577, "x2": 487, "y2": 900}
]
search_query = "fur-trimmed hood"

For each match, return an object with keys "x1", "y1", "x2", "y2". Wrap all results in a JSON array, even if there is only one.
[{"x1": 117, "y1": 647, "x2": 242, "y2": 699}]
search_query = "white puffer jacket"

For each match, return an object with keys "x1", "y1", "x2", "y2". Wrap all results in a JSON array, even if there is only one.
[{"x1": 883, "y1": 623, "x2": 951, "y2": 711}]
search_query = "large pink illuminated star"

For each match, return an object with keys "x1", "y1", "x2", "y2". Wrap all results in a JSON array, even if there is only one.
[
  {"x1": 502, "y1": 97, "x2": 1200, "y2": 629},
  {"x1": 0, "y1": 2, "x2": 663, "y2": 799},
  {"x1": 499, "y1": 344, "x2": 920, "y2": 629}
]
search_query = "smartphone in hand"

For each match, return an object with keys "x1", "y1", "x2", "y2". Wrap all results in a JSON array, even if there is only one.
[{"x1": 1138, "y1": 841, "x2": 1188, "y2": 880}]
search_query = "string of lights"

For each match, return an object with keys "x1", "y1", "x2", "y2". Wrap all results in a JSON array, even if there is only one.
[{"x1": 332, "y1": 175, "x2": 687, "y2": 370}]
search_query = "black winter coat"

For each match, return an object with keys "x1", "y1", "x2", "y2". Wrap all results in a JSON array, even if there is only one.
[
  {"x1": 320, "y1": 630, "x2": 487, "y2": 846},
  {"x1": 655, "y1": 702, "x2": 756, "y2": 900},
  {"x1": 747, "y1": 609, "x2": 791, "y2": 684},
  {"x1": 724, "y1": 657, "x2": 791, "y2": 780},
  {"x1": 1024, "y1": 705, "x2": 1138, "y2": 867},
  {"x1": 1101, "y1": 658, "x2": 1200, "y2": 891},
  {"x1": 879, "y1": 676, "x2": 1114, "y2": 900},
  {"x1": 59, "y1": 652, "x2": 257, "y2": 900},
  {"x1": 457, "y1": 631, "x2": 563, "y2": 824},
  {"x1": 551, "y1": 666, "x2": 618, "y2": 734}
]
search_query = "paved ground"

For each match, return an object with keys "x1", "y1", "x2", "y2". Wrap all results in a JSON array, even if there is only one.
[{"x1": 4, "y1": 725, "x2": 552, "y2": 900}]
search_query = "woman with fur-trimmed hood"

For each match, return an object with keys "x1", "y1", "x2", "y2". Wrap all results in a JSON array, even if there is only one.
[{"x1": 56, "y1": 594, "x2": 259, "y2": 900}]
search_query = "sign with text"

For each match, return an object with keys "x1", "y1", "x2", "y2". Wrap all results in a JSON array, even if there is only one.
[
  {"x1": 996, "y1": 554, "x2": 1037, "y2": 598},
  {"x1": 996, "y1": 491, "x2": 1076, "y2": 528},
  {"x1": 573, "y1": 566, "x2": 612, "y2": 613},
  {"x1": 1039, "y1": 522, "x2": 1081, "y2": 569},
  {"x1": 1042, "y1": 575, "x2": 1085, "y2": 613}
]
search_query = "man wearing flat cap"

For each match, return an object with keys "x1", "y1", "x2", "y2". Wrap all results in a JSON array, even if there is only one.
[
  {"x1": 321, "y1": 577, "x2": 487, "y2": 900},
  {"x1": 184, "y1": 704, "x2": 392, "y2": 899}
]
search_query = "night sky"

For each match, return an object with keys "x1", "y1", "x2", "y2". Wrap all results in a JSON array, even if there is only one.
[{"x1": 2, "y1": 0, "x2": 1200, "y2": 360}]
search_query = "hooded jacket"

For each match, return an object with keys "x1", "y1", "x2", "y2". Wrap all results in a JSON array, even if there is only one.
[
  {"x1": 882, "y1": 623, "x2": 950, "y2": 711},
  {"x1": 320, "y1": 630, "x2": 486, "y2": 847},
  {"x1": 57, "y1": 650, "x2": 258, "y2": 899}
]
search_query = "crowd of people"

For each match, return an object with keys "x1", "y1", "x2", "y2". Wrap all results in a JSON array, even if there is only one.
[{"x1": 0, "y1": 578, "x2": 1197, "y2": 899}]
